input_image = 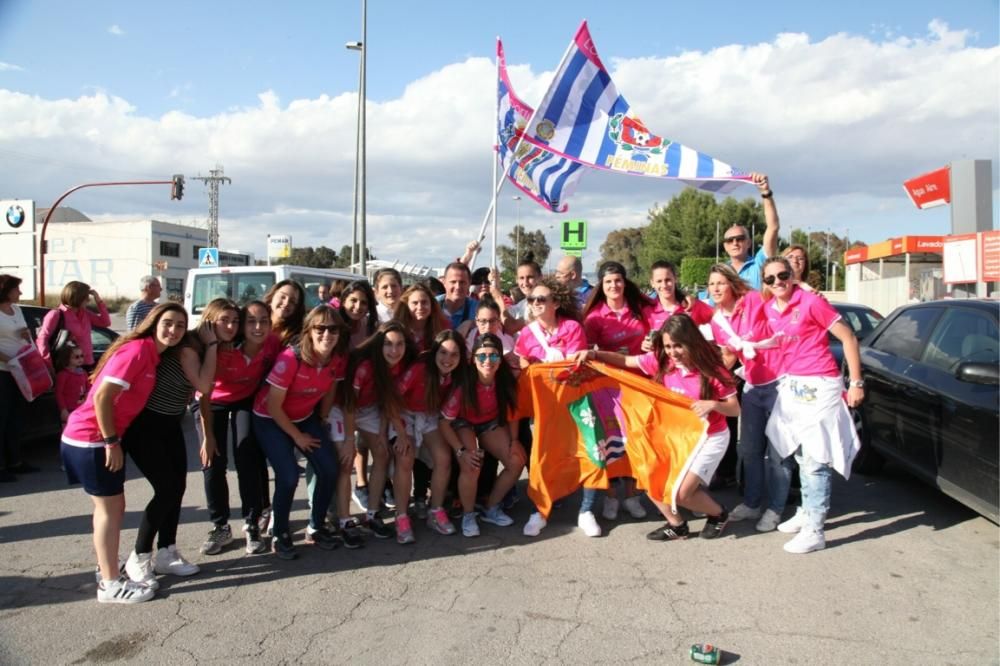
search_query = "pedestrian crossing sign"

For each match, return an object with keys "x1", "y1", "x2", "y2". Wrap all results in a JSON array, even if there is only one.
[{"x1": 199, "y1": 247, "x2": 219, "y2": 268}]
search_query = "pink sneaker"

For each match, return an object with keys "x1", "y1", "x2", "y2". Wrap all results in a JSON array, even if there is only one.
[
  {"x1": 426, "y1": 507, "x2": 456, "y2": 535},
  {"x1": 396, "y1": 514, "x2": 415, "y2": 544}
]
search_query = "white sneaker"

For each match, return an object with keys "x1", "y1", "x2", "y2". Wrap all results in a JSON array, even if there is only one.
[
  {"x1": 602, "y1": 497, "x2": 620, "y2": 521},
  {"x1": 124, "y1": 551, "x2": 159, "y2": 590},
  {"x1": 783, "y1": 528, "x2": 826, "y2": 554},
  {"x1": 728, "y1": 503, "x2": 762, "y2": 522},
  {"x1": 154, "y1": 545, "x2": 200, "y2": 576},
  {"x1": 623, "y1": 495, "x2": 647, "y2": 519},
  {"x1": 94, "y1": 558, "x2": 126, "y2": 584},
  {"x1": 97, "y1": 577, "x2": 155, "y2": 604},
  {"x1": 523, "y1": 512, "x2": 548, "y2": 537},
  {"x1": 756, "y1": 509, "x2": 782, "y2": 532},
  {"x1": 577, "y1": 511, "x2": 602, "y2": 537},
  {"x1": 461, "y1": 513, "x2": 480, "y2": 538},
  {"x1": 777, "y1": 507, "x2": 807, "y2": 534}
]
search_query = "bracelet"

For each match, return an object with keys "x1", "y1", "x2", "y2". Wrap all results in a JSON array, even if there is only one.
[
  {"x1": 761, "y1": 190, "x2": 773, "y2": 199},
  {"x1": 103, "y1": 434, "x2": 120, "y2": 446},
  {"x1": 456, "y1": 446, "x2": 466, "y2": 458},
  {"x1": 206, "y1": 340, "x2": 219, "y2": 347}
]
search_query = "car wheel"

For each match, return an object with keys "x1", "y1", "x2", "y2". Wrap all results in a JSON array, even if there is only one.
[{"x1": 851, "y1": 406, "x2": 884, "y2": 475}]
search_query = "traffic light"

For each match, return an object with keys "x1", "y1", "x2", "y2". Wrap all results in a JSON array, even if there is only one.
[{"x1": 171, "y1": 174, "x2": 185, "y2": 200}]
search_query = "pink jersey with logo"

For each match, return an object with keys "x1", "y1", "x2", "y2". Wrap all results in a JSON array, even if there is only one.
[
  {"x1": 252, "y1": 347, "x2": 347, "y2": 422},
  {"x1": 397, "y1": 362, "x2": 453, "y2": 413},
  {"x1": 62, "y1": 338, "x2": 161, "y2": 447},
  {"x1": 584, "y1": 302, "x2": 650, "y2": 354},
  {"x1": 647, "y1": 298, "x2": 713, "y2": 331},
  {"x1": 351, "y1": 359, "x2": 405, "y2": 409},
  {"x1": 764, "y1": 287, "x2": 841, "y2": 378},
  {"x1": 441, "y1": 380, "x2": 500, "y2": 425},
  {"x1": 636, "y1": 353, "x2": 735, "y2": 434},
  {"x1": 514, "y1": 317, "x2": 588, "y2": 364},
  {"x1": 709, "y1": 291, "x2": 779, "y2": 386},
  {"x1": 210, "y1": 334, "x2": 281, "y2": 404}
]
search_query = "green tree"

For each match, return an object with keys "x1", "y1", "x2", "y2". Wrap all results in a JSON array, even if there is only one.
[
  {"x1": 332, "y1": 244, "x2": 376, "y2": 268},
  {"x1": 599, "y1": 227, "x2": 644, "y2": 281},
  {"x1": 275, "y1": 245, "x2": 339, "y2": 268},
  {"x1": 496, "y1": 225, "x2": 551, "y2": 284}
]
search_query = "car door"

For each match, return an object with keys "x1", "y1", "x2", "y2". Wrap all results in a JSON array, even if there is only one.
[
  {"x1": 861, "y1": 305, "x2": 942, "y2": 474},
  {"x1": 913, "y1": 305, "x2": 999, "y2": 518}
]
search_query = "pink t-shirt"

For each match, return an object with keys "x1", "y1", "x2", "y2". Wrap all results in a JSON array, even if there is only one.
[
  {"x1": 62, "y1": 338, "x2": 161, "y2": 447},
  {"x1": 514, "y1": 317, "x2": 588, "y2": 364},
  {"x1": 584, "y1": 302, "x2": 650, "y2": 354},
  {"x1": 441, "y1": 380, "x2": 500, "y2": 424},
  {"x1": 209, "y1": 334, "x2": 281, "y2": 404},
  {"x1": 55, "y1": 368, "x2": 89, "y2": 413},
  {"x1": 397, "y1": 363, "x2": 453, "y2": 412},
  {"x1": 764, "y1": 287, "x2": 841, "y2": 378},
  {"x1": 636, "y1": 353, "x2": 735, "y2": 434},
  {"x1": 38, "y1": 302, "x2": 112, "y2": 367},
  {"x1": 710, "y1": 291, "x2": 779, "y2": 386},
  {"x1": 351, "y1": 359, "x2": 405, "y2": 409},
  {"x1": 647, "y1": 298, "x2": 713, "y2": 331},
  {"x1": 252, "y1": 347, "x2": 347, "y2": 422}
]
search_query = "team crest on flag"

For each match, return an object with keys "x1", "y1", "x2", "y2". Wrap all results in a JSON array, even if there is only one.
[
  {"x1": 609, "y1": 114, "x2": 668, "y2": 154},
  {"x1": 567, "y1": 388, "x2": 626, "y2": 468}
]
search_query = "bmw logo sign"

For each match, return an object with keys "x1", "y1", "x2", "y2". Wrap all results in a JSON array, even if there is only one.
[{"x1": 6, "y1": 205, "x2": 25, "y2": 229}]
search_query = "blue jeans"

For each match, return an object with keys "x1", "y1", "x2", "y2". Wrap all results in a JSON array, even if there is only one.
[
  {"x1": 794, "y1": 447, "x2": 831, "y2": 531},
  {"x1": 253, "y1": 414, "x2": 337, "y2": 537},
  {"x1": 739, "y1": 382, "x2": 793, "y2": 513}
]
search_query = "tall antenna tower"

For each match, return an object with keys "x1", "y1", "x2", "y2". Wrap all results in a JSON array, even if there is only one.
[{"x1": 192, "y1": 165, "x2": 231, "y2": 248}]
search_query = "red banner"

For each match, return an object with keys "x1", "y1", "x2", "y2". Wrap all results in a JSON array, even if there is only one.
[{"x1": 903, "y1": 166, "x2": 950, "y2": 209}]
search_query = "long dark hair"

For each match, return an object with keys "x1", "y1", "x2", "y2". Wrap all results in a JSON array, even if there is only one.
[
  {"x1": 582, "y1": 261, "x2": 649, "y2": 324},
  {"x1": 652, "y1": 314, "x2": 734, "y2": 399},
  {"x1": 346, "y1": 321, "x2": 416, "y2": 421},
  {"x1": 650, "y1": 260, "x2": 686, "y2": 304},
  {"x1": 90, "y1": 302, "x2": 187, "y2": 382},
  {"x1": 463, "y1": 333, "x2": 517, "y2": 426},
  {"x1": 422, "y1": 330, "x2": 466, "y2": 411},
  {"x1": 339, "y1": 280, "x2": 378, "y2": 340},
  {"x1": 264, "y1": 279, "x2": 306, "y2": 347}
]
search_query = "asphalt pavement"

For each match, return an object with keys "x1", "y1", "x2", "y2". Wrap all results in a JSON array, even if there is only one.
[{"x1": 1, "y1": 424, "x2": 997, "y2": 665}]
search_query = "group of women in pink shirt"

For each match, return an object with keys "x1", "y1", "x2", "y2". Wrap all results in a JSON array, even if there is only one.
[{"x1": 60, "y1": 251, "x2": 863, "y2": 604}]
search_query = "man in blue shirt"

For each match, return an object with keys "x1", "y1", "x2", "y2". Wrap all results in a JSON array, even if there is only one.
[
  {"x1": 723, "y1": 172, "x2": 780, "y2": 291},
  {"x1": 436, "y1": 262, "x2": 478, "y2": 328},
  {"x1": 555, "y1": 255, "x2": 593, "y2": 309}
]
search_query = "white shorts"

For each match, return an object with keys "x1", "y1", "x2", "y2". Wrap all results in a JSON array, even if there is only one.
[
  {"x1": 326, "y1": 405, "x2": 346, "y2": 443},
  {"x1": 687, "y1": 428, "x2": 730, "y2": 486},
  {"x1": 401, "y1": 410, "x2": 439, "y2": 449},
  {"x1": 354, "y1": 404, "x2": 382, "y2": 435}
]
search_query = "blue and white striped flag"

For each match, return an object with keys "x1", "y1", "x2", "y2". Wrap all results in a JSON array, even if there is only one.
[
  {"x1": 497, "y1": 39, "x2": 584, "y2": 213},
  {"x1": 521, "y1": 21, "x2": 750, "y2": 193}
]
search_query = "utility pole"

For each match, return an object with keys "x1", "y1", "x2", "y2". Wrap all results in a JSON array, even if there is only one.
[
  {"x1": 192, "y1": 166, "x2": 231, "y2": 248},
  {"x1": 513, "y1": 195, "x2": 522, "y2": 266}
]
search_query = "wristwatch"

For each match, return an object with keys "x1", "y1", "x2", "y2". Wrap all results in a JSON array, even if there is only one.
[
  {"x1": 760, "y1": 190, "x2": 774, "y2": 199},
  {"x1": 456, "y1": 446, "x2": 466, "y2": 458},
  {"x1": 103, "y1": 434, "x2": 120, "y2": 446},
  {"x1": 849, "y1": 379, "x2": 865, "y2": 389}
]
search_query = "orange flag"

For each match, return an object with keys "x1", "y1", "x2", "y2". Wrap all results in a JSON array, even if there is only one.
[{"x1": 517, "y1": 361, "x2": 707, "y2": 518}]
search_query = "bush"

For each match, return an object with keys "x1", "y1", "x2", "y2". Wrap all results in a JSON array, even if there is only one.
[{"x1": 679, "y1": 257, "x2": 717, "y2": 291}]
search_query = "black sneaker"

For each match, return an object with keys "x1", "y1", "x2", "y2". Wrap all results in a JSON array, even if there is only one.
[
  {"x1": 646, "y1": 521, "x2": 690, "y2": 541},
  {"x1": 200, "y1": 524, "x2": 234, "y2": 555},
  {"x1": 272, "y1": 532, "x2": 297, "y2": 560},
  {"x1": 701, "y1": 508, "x2": 729, "y2": 540},
  {"x1": 244, "y1": 523, "x2": 267, "y2": 555},
  {"x1": 341, "y1": 519, "x2": 365, "y2": 549},
  {"x1": 304, "y1": 527, "x2": 339, "y2": 551},
  {"x1": 367, "y1": 515, "x2": 394, "y2": 540}
]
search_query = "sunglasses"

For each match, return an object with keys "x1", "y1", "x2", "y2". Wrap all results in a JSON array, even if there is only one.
[
  {"x1": 723, "y1": 235, "x2": 748, "y2": 244},
  {"x1": 474, "y1": 352, "x2": 501, "y2": 363},
  {"x1": 312, "y1": 324, "x2": 341, "y2": 335},
  {"x1": 526, "y1": 295, "x2": 551, "y2": 304},
  {"x1": 762, "y1": 271, "x2": 791, "y2": 286}
]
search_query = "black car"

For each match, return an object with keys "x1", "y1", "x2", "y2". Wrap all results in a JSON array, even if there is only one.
[
  {"x1": 19, "y1": 305, "x2": 119, "y2": 445},
  {"x1": 852, "y1": 299, "x2": 999, "y2": 523},
  {"x1": 829, "y1": 301, "x2": 883, "y2": 366}
]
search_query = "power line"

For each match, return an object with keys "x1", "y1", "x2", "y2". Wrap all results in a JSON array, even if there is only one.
[{"x1": 191, "y1": 166, "x2": 231, "y2": 248}]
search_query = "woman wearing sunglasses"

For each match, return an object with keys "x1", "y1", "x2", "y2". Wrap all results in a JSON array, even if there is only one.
[
  {"x1": 439, "y1": 334, "x2": 526, "y2": 537},
  {"x1": 706, "y1": 264, "x2": 791, "y2": 533},
  {"x1": 760, "y1": 257, "x2": 865, "y2": 554},
  {"x1": 579, "y1": 261, "x2": 651, "y2": 532},
  {"x1": 251, "y1": 305, "x2": 349, "y2": 559}
]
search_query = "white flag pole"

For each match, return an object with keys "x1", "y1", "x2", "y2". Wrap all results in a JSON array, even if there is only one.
[{"x1": 490, "y1": 38, "x2": 501, "y2": 271}]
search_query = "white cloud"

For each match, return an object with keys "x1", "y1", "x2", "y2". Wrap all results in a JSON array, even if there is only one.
[
  {"x1": 108, "y1": 24, "x2": 124, "y2": 36},
  {"x1": 0, "y1": 62, "x2": 24, "y2": 72},
  {"x1": 0, "y1": 20, "x2": 996, "y2": 270}
]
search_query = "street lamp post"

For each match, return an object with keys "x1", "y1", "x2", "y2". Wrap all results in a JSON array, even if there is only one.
[
  {"x1": 346, "y1": 40, "x2": 362, "y2": 271},
  {"x1": 512, "y1": 195, "x2": 522, "y2": 266},
  {"x1": 346, "y1": 0, "x2": 367, "y2": 275}
]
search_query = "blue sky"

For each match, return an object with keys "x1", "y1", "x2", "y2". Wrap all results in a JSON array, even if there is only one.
[{"x1": 0, "y1": 1, "x2": 997, "y2": 268}]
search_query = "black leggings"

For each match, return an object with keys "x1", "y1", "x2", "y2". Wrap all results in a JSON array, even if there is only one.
[
  {"x1": 122, "y1": 409, "x2": 187, "y2": 554},
  {"x1": 202, "y1": 403, "x2": 266, "y2": 527}
]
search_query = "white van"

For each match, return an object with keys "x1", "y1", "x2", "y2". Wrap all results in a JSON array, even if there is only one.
[{"x1": 184, "y1": 265, "x2": 363, "y2": 325}]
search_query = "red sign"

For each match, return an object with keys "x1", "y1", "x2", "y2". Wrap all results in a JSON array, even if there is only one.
[
  {"x1": 903, "y1": 166, "x2": 950, "y2": 210},
  {"x1": 981, "y1": 230, "x2": 1000, "y2": 282}
]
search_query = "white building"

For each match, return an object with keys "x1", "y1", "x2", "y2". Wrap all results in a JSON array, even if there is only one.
[{"x1": 39, "y1": 207, "x2": 250, "y2": 301}]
